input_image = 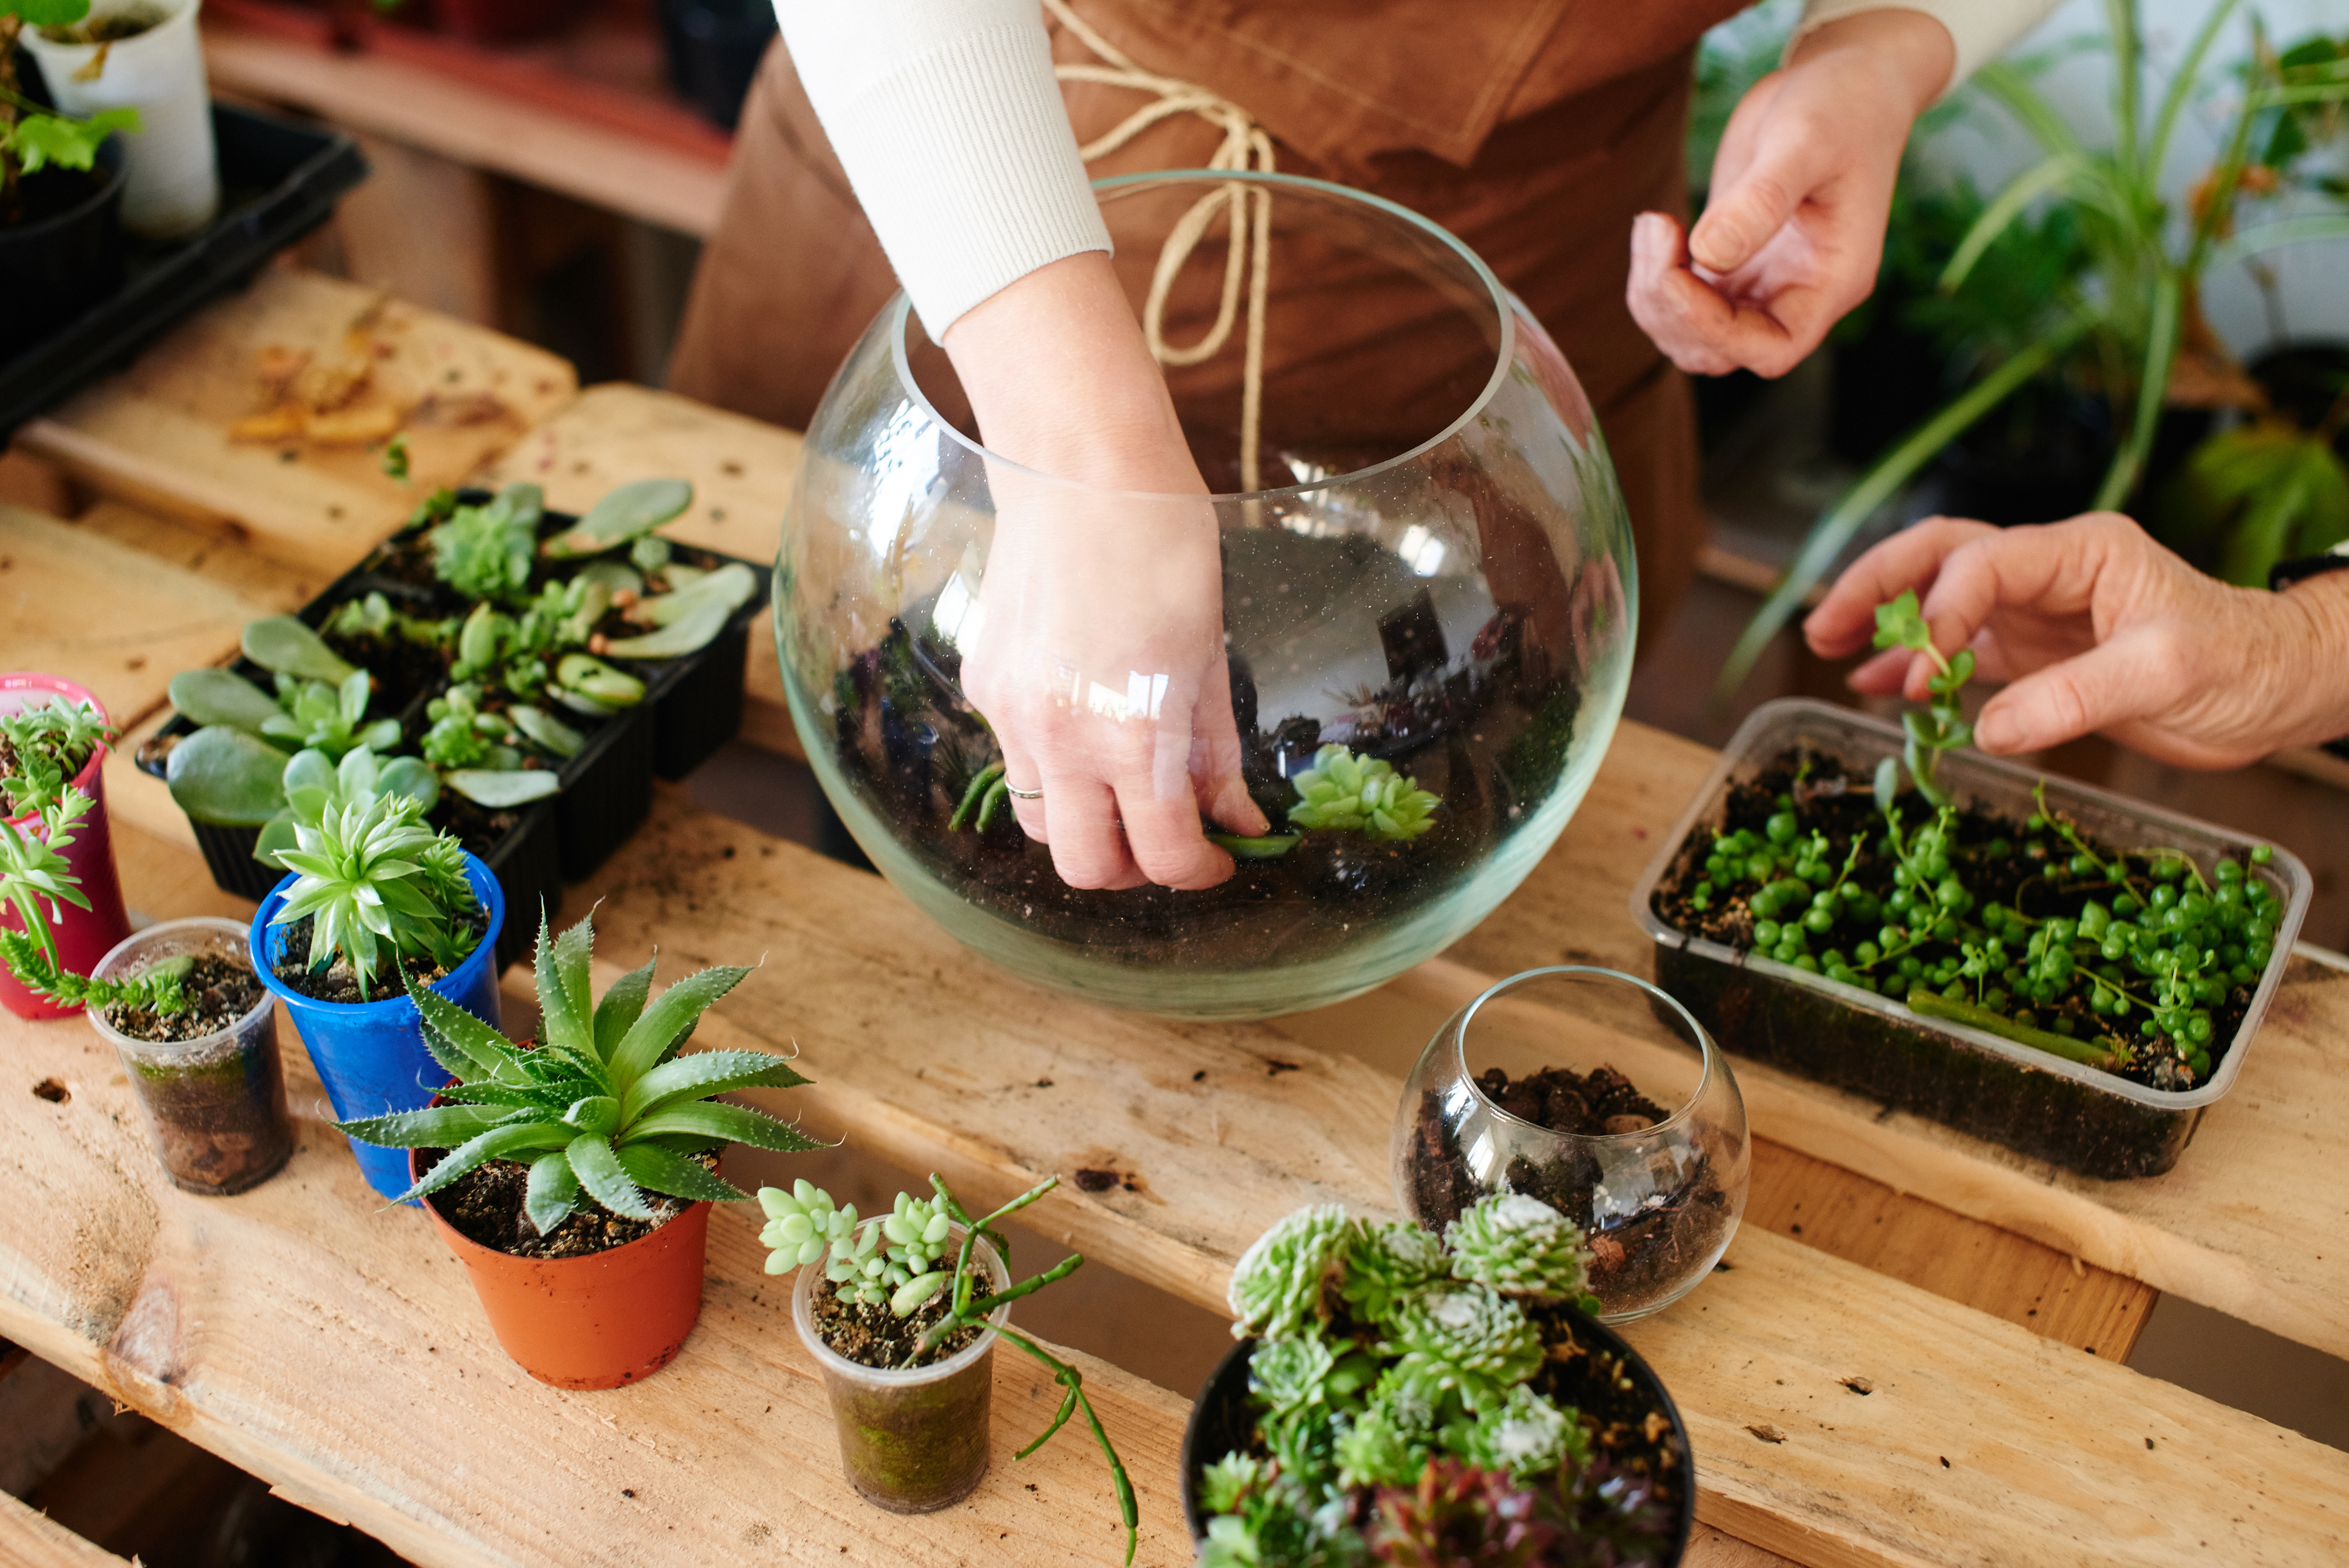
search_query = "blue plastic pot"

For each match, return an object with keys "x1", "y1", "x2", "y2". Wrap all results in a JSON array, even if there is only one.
[{"x1": 251, "y1": 853, "x2": 506, "y2": 1200}]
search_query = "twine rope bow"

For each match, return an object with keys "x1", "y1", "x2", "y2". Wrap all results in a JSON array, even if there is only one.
[{"x1": 1042, "y1": 0, "x2": 1273, "y2": 491}]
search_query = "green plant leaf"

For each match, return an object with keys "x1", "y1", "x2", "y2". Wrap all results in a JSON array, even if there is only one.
[
  {"x1": 169, "y1": 669, "x2": 280, "y2": 733},
  {"x1": 566, "y1": 1132, "x2": 657, "y2": 1221},
  {"x1": 4, "y1": 107, "x2": 136, "y2": 175},
  {"x1": 614, "y1": 1142, "x2": 746, "y2": 1204},
  {"x1": 627, "y1": 1100, "x2": 824, "y2": 1153},
  {"x1": 543, "y1": 478, "x2": 694, "y2": 558},
  {"x1": 605, "y1": 965, "x2": 753, "y2": 1096},
  {"x1": 2146, "y1": 0, "x2": 2240, "y2": 181},
  {"x1": 2094, "y1": 269, "x2": 2181, "y2": 512},
  {"x1": 8, "y1": 0, "x2": 95, "y2": 23},
  {"x1": 443, "y1": 769, "x2": 561, "y2": 807},
  {"x1": 402, "y1": 970, "x2": 520, "y2": 1083},
  {"x1": 2212, "y1": 214, "x2": 2349, "y2": 270},
  {"x1": 509, "y1": 705, "x2": 584, "y2": 758},
  {"x1": 617, "y1": 1049, "x2": 811, "y2": 1128},
  {"x1": 336, "y1": 1102, "x2": 511, "y2": 1149},
  {"x1": 592, "y1": 959, "x2": 656, "y2": 1063},
  {"x1": 1940, "y1": 153, "x2": 2089, "y2": 293},
  {"x1": 379, "y1": 756, "x2": 441, "y2": 812},
  {"x1": 2217, "y1": 450, "x2": 2318, "y2": 587},
  {"x1": 523, "y1": 1152, "x2": 580, "y2": 1235},
  {"x1": 164, "y1": 727, "x2": 290, "y2": 826},
  {"x1": 563, "y1": 1095, "x2": 621, "y2": 1138},
  {"x1": 536, "y1": 911, "x2": 595, "y2": 1059},
  {"x1": 381, "y1": 1121, "x2": 578, "y2": 1207},
  {"x1": 633, "y1": 563, "x2": 758, "y2": 628},
  {"x1": 600, "y1": 604, "x2": 732, "y2": 659},
  {"x1": 241, "y1": 617, "x2": 358, "y2": 684}
]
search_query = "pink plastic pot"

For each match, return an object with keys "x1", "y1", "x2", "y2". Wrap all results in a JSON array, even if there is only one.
[{"x1": 0, "y1": 675, "x2": 131, "y2": 1021}]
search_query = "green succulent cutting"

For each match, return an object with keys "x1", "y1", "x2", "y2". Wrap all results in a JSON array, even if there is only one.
[
  {"x1": 430, "y1": 483, "x2": 544, "y2": 604},
  {"x1": 1286, "y1": 744, "x2": 1442, "y2": 840},
  {"x1": 339, "y1": 911, "x2": 820, "y2": 1230}
]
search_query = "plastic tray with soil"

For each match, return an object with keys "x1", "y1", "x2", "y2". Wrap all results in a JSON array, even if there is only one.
[
  {"x1": 1632, "y1": 699, "x2": 2313, "y2": 1179},
  {"x1": 89, "y1": 921, "x2": 294, "y2": 1197},
  {"x1": 815, "y1": 529, "x2": 1590, "y2": 993}
]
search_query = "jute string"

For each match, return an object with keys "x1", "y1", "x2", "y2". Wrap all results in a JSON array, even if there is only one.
[{"x1": 1041, "y1": 0, "x2": 1273, "y2": 492}]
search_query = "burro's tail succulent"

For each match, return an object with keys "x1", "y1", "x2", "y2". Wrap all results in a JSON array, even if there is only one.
[{"x1": 338, "y1": 909, "x2": 820, "y2": 1230}]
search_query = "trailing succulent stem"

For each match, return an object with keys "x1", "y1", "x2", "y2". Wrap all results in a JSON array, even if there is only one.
[{"x1": 1869, "y1": 590, "x2": 1973, "y2": 809}]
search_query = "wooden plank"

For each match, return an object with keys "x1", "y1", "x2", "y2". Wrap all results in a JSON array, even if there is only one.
[
  {"x1": 203, "y1": 20, "x2": 730, "y2": 238},
  {"x1": 17, "y1": 268, "x2": 573, "y2": 574},
  {"x1": 1439, "y1": 720, "x2": 2349, "y2": 1363},
  {"x1": 551, "y1": 791, "x2": 2349, "y2": 1567},
  {"x1": 0, "y1": 1491, "x2": 133, "y2": 1568},
  {"x1": 0, "y1": 503, "x2": 265, "y2": 732}
]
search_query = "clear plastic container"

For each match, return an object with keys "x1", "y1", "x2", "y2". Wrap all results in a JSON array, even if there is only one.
[
  {"x1": 87, "y1": 917, "x2": 291, "y2": 1196},
  {"x1": 19, "y1": 0, "x2": 220, "y2": 238},
  {"x1": 791, "y1": 1220, "x2": 1012, "y2": 1513},
  {"x1": 1392, "y1": 966, "x2": 1749, "y2": 1321},
  {"x1": 1630, "y1": 699, "x2": 2314, "y2": 1179},
  {"x1": 775, "y1": 171, "x2": 1636, "y2": 1019}
]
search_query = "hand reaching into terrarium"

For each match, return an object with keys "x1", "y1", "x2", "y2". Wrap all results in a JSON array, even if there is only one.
[
  {"x1": 945, "y1": 254, "x2": 1270, "y2": 890},
  {"x1": 1805, "y1": 512, "x2": 2349, "y2": 769}
]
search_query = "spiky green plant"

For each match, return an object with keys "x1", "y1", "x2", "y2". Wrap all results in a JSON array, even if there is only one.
[
  {"x1": 268, "y1": 793, "x2": 480, "y2": 996},
  {"x1": 1343, "y1": 1220, "x2": 1453, "y2": 1325},
  {"x1": 0, "y1": 751, "x2": 185, "y2": 1015},
  {"x1": 1287, "y1": 746, "x2": 1441, "y2": 840},
  {"x1": 1229, "y1": 1203, "x2": 1356, "y2": 1340},
  {"x1": 1445, "y1": 1194, "x2": 1598, "y2": 1305},
  {"x1": 339, "y1": 910, "x2": 819, "y2": 1225}
]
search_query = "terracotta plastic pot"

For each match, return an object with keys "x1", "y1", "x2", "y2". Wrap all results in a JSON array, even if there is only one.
[
  {"x1": 415, "y1": 1143, "x2": 714, "y2": 1389},
  {"x1": 0, "y1": 675, "x2": 132, "y2": 1021}
]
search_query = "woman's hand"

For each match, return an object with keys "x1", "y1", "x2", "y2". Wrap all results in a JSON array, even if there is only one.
[
  {"x1": 1805, "y1": 513, "x2": 2349, "y2": 768},
  {"x1": 1626, "y1": 9, "x2": 1954, "y2": 378},
  {"x1": 945, "y1": 253, "x2": 1268, "y2": 890}
]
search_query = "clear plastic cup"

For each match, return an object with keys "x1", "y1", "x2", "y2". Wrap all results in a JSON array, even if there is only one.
[{"x1": 20, "y1": 0, "x2": 221, "y2": 238}]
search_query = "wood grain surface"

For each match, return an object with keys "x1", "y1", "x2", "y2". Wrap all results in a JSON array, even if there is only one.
[{"x1": 0, "y1": 1490, "x2": 133, "y2": 1568}]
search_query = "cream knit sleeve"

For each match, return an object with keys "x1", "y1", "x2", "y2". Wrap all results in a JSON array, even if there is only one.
[
  {"x1": 1791, "y1": 0, "x2": 2065, "y2": 89},
  {"x1": 770, "y1": 0, "x2": 1110, "y2": 339}
]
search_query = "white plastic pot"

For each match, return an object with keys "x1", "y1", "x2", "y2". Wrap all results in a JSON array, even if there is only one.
[{"x1": 20, "y1": 0, "x2": 219, "y2": 239}]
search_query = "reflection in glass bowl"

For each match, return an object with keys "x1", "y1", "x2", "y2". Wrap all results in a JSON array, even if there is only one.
[{"x1": 775, "y1": 173, "x2": 1637, "y2": 1019}]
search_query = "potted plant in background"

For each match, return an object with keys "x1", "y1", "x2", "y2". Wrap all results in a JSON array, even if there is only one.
[
  {"x1": 251, "y1": 785, "x2": 504, "y2": 1199},
  {"x1": 766, "y1": 1172, "x2": 1135, "y2": 1553},
  {"x1": 16, "y1": 0, "x2": 214, "y2": 238},
  {"x1": 1183, "y1": 1199, "x2": 1692, "y2": 1566},
  {"x1": 338, "y1": 912, "x2": 819, "y2": 1389},
  {"x1": 1, "y1": 1, "x2": 136, "y2": 359},
  {"x1": 0, "y1": 679, "x2": 129, "y2": 1019},
  {"x1": 1721, "y1": 2, "x2": 2349, "y2": 696}
]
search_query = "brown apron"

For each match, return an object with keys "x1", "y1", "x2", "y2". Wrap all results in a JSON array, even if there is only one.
[{"x1": 668, "y1": 1, "x2": 1741, "y2": 647}]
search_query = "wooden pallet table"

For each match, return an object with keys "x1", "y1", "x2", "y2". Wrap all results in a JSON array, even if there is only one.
[{"x1": 7, "y1": 275, "x2": 2348, "y2": 1566}]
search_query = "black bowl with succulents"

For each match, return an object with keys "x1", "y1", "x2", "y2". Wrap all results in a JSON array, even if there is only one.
[
  {"x1": 1634, "y1": 697, "x2": 2313, "y2": 1180},
  {"x1": 1183, "y1": 1200, "x2": 1694, "y2": 1566}
]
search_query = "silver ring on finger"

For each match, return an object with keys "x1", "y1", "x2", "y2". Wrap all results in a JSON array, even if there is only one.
[{"x1": 1004, "y1": 782, "x2": 1044, "y2": 800}]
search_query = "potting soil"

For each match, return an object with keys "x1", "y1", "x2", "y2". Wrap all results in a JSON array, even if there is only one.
[{"x1": 810, "y1": 1268, "x2": 987, "y2": 1370}]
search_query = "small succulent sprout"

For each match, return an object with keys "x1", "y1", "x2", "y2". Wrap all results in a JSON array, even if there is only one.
[
  {"x1": 1382, "y1": 1284, "x2": 1544, "y2": 1405},
  {"x1": 759, "y1": 1179, "x2": 857, "y2": 1271},
  {"x1": 1445, "y1": 1193, "x2": 1596, "y2": 1303},
  {"x1": 261, "y1": 670, "x2": 401, "y2": 762},
  {"x1": 1227, "y1": 1203, "x2": 1357, "y2": 1341},
  {"x1": 271, "y1": 792, "x2": 484, "y2": 990},
  {"x1": 1197, "y1": 1453, "x2": 1267, "y2": 1517},
  {"x1": 556, "y1": 653, "x2": 646, "y2": 709},
  {"x1": 1333, "y1": 1388, "x2": 1436, "y2": 1490},
  {"x1": 630, "y1": 534, "x2": 674, "y2": 575},
  {"x1": 825, "y1": 1222, "x2": 893, "y2": 1307},
  {"x1": 1341, "y1": 1220, "x2": 1453, "y2": 1325},
  {"x1": 1247, "y1": 1335, "x2": 1336, "y2": 1421},
  {"x1": 1285, "y1": 745, "x2": 1441, "y2": 840},
  {"x1": 543, "y1": 477, "x2": 694, "y2": 559},
  {"x1": 243, "y1": 615, "x2": 358, "y2": 685},
  {"x1": 257, "y1": 746, "x2": 440, "y2": 869},
  {"x1": 431, "y1": 484, "x2": 543, "y2": 603}
]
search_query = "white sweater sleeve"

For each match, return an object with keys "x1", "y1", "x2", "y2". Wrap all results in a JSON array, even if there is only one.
[
  {"x1": 1791, "y1": 0, "x2": 2065, "y2": 89},
  {"x1": 772, "y1": 0, "x2": 1109, "y2": 339}
]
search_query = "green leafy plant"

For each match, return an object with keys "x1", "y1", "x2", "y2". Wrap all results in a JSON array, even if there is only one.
[
  {"x1": 252, "y1": 746, "x2": 440, "y2": 870},
  {"x1": 1287, "y1": 745, "x2": 1442, "y2": 840},
  {"x1": 163, "y1": 662, "x2": 406, "y2": 832},
  {"x1": 0, "y1": 751, "x2": 185, "y2": 1015},
  {"x1": 430, "y1": 483, "x2": 543, "y2": 604},
  {"x1": 1720, "y1": 2, "x2": 2349, "y2": 698},
  {"x1": 2155, "y1": 386, "x2": 2348, "y2": 586},
  {"x1": 1868, "y1": 589, "x2": 1976, "y2": 807},
  {"x1": 541, "y1": 477, "x2": 692, "y2": 559},
  {"x1": 761, "y1": 1170, "x2": 1138, "y2": 1563},
  {"x1": 419, "y1": 682, "x2": 565, "y2": 809},
  {"x1": 1, "y1": 1, "x2": 140, "y2": 224},
  {"x1": 0, "y1": 694, "x2": 107, "y2": 816},
  {"x1": 338, "y1": 909, "x2": 819, "y2": 1226},
  {"x1": 322, "y1": 590, "x2": 457, "y2": 652},
  {"x1": 269, "y1": 793, "x2": 480, "y2": 995}
]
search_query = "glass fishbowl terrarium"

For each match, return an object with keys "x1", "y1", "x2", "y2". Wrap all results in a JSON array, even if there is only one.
[{"x1": 775, "y1": 172, "x2": 1636, "y2": 1019}]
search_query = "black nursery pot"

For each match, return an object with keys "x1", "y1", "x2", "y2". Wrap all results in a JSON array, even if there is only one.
[
  {"x1": 1181, "y1": 1322, "x2": 1695, "y2": 1563},
  {"x1": 0, "y1": 141, "x2": 127, "y2": 362}
]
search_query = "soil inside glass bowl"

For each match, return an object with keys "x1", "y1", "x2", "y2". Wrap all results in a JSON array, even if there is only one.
[
  {"x1": 1406, "y1": 1063, "x2": 1734, "y2": 1311},
  {"x1": 823, "y1": 533, "x2": 1581, "y2": 974},
  {"x1": 1648, "y1": 745, "x2": 2256, "y2": 1093}
]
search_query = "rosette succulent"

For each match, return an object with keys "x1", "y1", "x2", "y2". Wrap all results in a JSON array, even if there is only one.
[
  {"x1": 1229, "y1": 1203, "x2": 1355, "y2": 1340},
  {"x1": 1287, "y1": 745, "x2": 1441, "y2": 840},
  {"x1": 431, "y1": 483, "x2": 543, "y2": 603},
  {"x1": 1343, "y1": 1220, "x2": 1452, "y2": 1325},
  {"x1": 268, "y1": 793, "x2": 480, "y2": 991},
  {"x1": 1383, "y1": 1285, "x2": 1544, "y2": 1408},
  {"x1": 758, "y1": 1179, "x2": 857, "y2": 1269},
  {"x1": 1446, "y1": 1193, "x2": 1597, "y2": 1304}
]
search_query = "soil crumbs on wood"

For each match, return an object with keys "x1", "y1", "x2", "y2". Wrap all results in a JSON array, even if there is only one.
[
  {"x1": 812, "y1": 1270, "x2": 987, "y2": 1370},
  {"x1": 103, "y1": 954, "x2": 265, "y2": 1042},
  {"x1": 270, "y1": 910, "x2": 490, "y2": 1004},
  {"x1": 422, "y1": 1150, "x2": 711, "y2": 1260}
]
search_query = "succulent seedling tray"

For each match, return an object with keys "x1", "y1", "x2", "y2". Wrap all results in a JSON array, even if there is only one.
[
  {"x1": 0, "y1": 103, "x2": 368, "y2": 443},
  {"x1": 1630, "y1": 699, "x2": 2312, "y2": 1179},
  {"x1": 143, "y1": 492, "x2": 768, "y2": 953}
]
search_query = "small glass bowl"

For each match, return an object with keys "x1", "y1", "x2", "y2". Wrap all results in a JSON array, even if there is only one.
[{"x1": 1391, "y1": 965, "x2": 1748, "y2": 1321}]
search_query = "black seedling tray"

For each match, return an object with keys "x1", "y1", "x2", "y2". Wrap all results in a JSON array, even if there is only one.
[{"x1": 0, "y1": 102, "x2": 368, "y2": 442}]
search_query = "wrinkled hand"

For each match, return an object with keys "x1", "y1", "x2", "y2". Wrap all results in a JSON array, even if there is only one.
[
  {"x1": 1627, "y1": 10, "x2": 1953, "y2": 378},
  {"x1": 945, "y1": 252, "x2": 1267, "y2": 891},
  {"x1": 1805, "y1": 513, "x2": 2349, "y2": 768}
]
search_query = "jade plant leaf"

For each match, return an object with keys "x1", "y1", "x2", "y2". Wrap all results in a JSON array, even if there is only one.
[
  {"x1": 442, "y1": 769, "x2": 561, "y2": 808},
  {"x1": 165, "y1": 727, "x2": 291, "y2": 826},
  {"x1": 169, "y1": 669, "x2": 280, "y2": 733},
  {"x1": 543, "y1": 477, "x2": 694, "y2": 558},
  {"x1": 242, "y1": 617, "x2": 358, "y2": 684},
  {"x1": 615, "y1": 1142, "x2": 746, "y2": 1203}
]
